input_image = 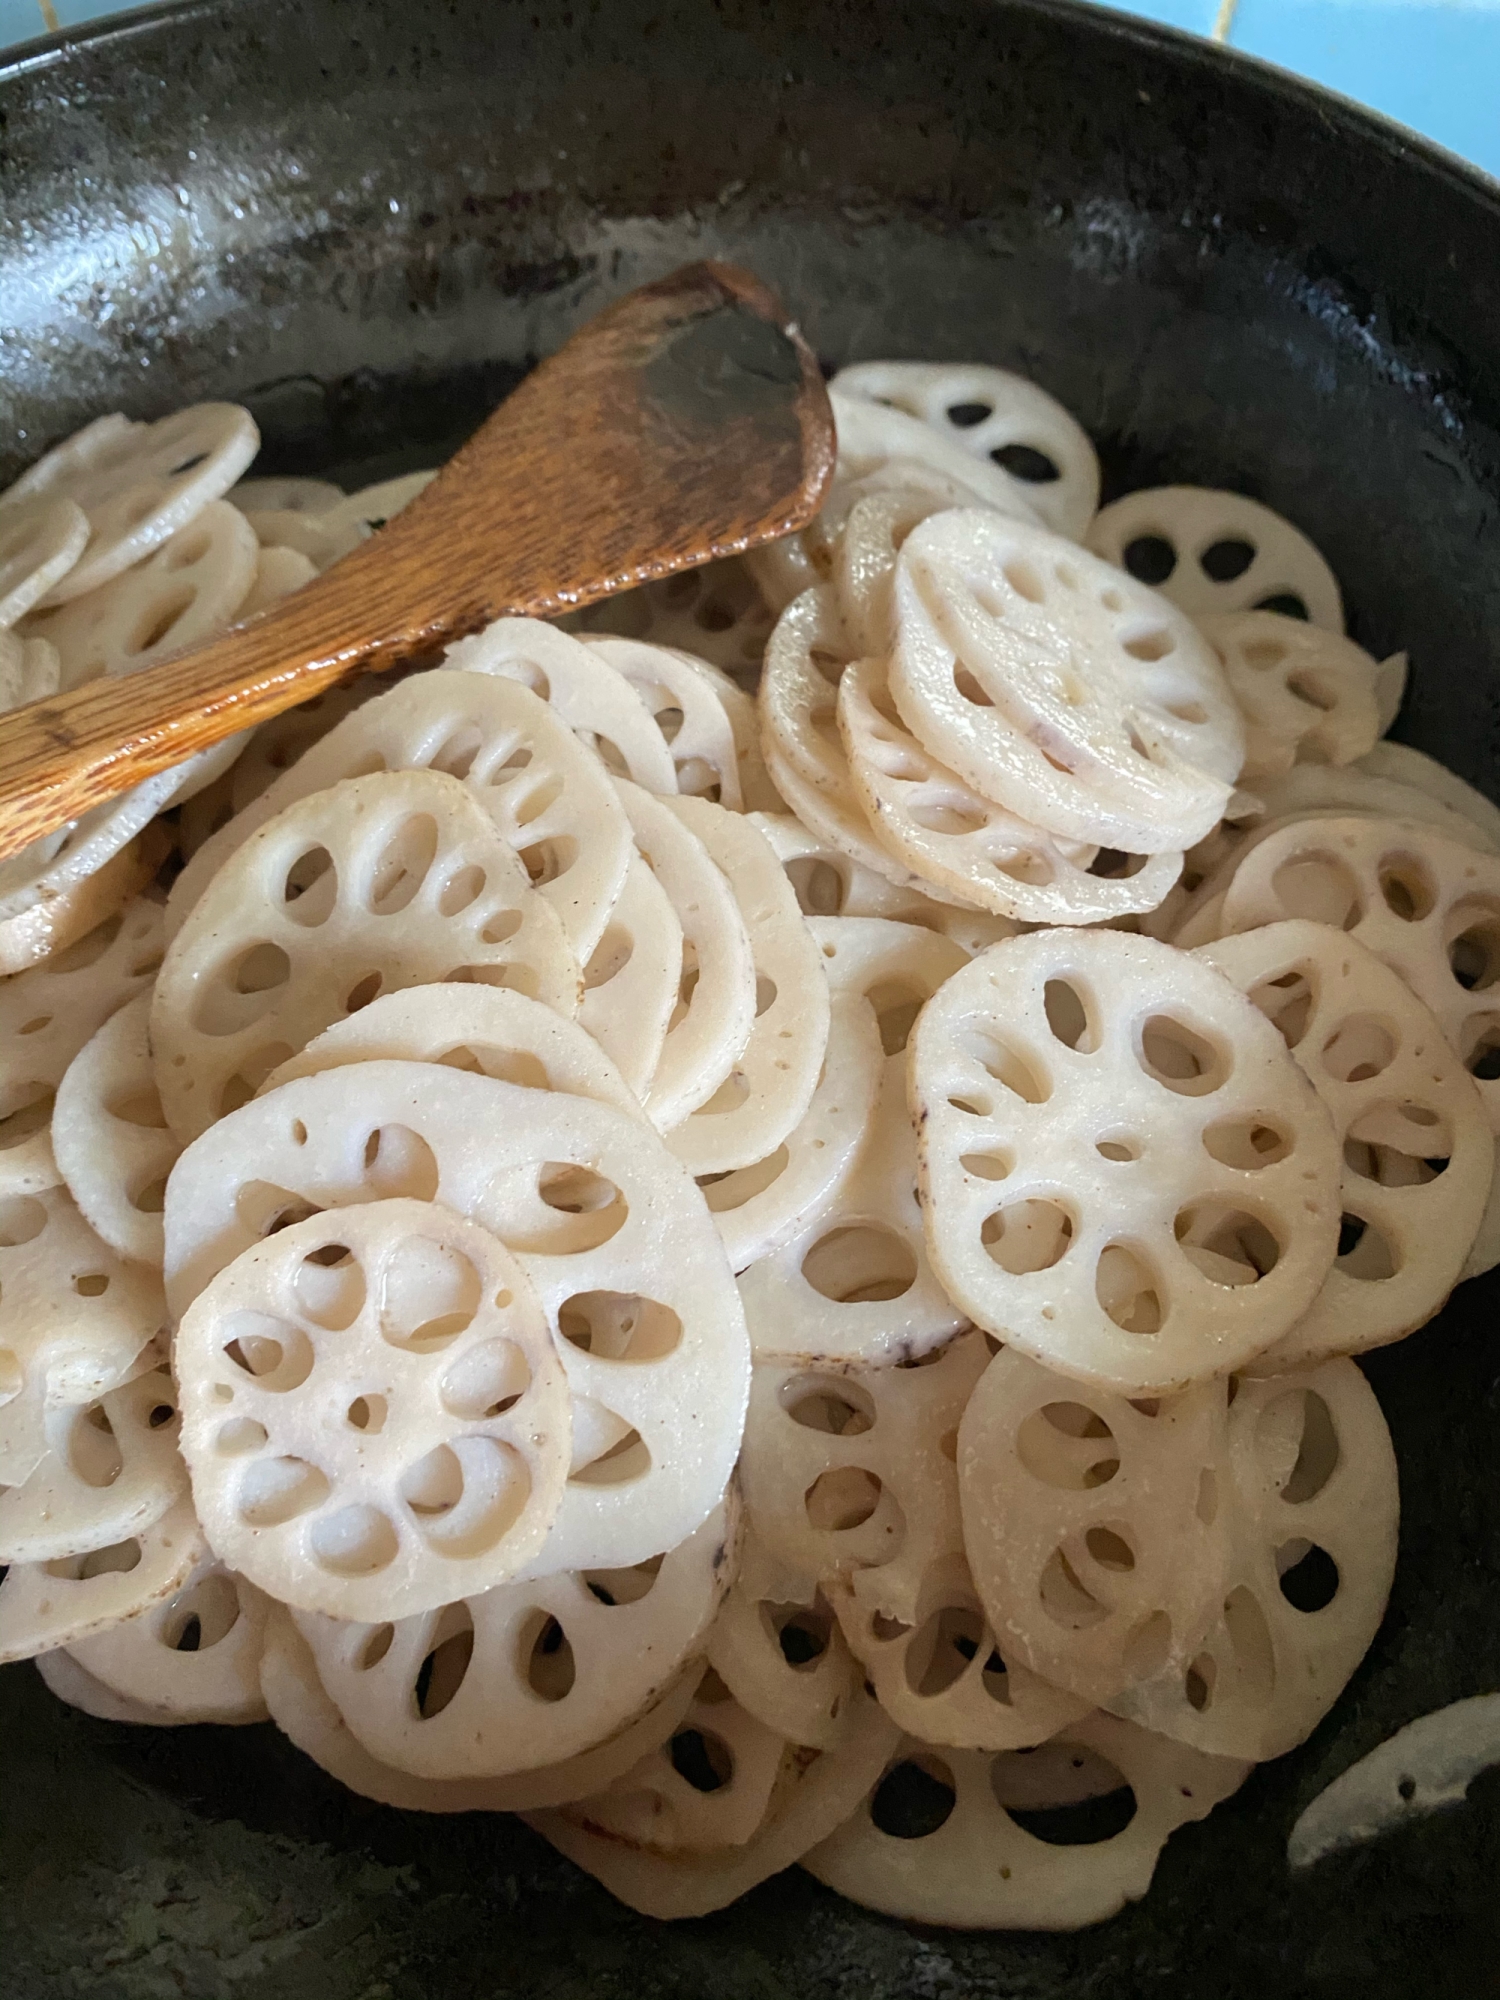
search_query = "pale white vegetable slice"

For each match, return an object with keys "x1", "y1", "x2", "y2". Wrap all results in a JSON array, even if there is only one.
[
  {"x1": 163, "y1": 1062, "x2": 750, "y2": 1573},
  {"x1": 580, "y1": 636, "x2": 743, "y2": 806},
  {"x1": 889, "y1": 510, "x2": 1241, "y2": 854},
  {"x1": 657, "y1": 797, "x2": 830, "y2": 1175},
  {"x1": 832, "y1": 361, "x2": 1101, "y2": 541},
  {"x1": 1203, "y1": 611, "x2": 1382, "y2": 780},
  {"x1": 0, "y1": 496, "x2": 88, "y2": 625},
  {"x1": 1199, "y1": 922, "x2": 1493, "y2": 1364},
  {"x1": 236, "y1": 543, "x2": 318, "y2": 617},
  {"x1": 445, "y1": 618, "x2": 679, "y2": 793},
  {"x1": 6, "y1": 404, "x2": 258, "y2": 603},
  {"x1": 577, "y1": 855, "x2": 682, "y2": 1100},
  {"x1": 707, "y1": 1535, "x2": 859, "y2": 1751},
  {"x1": 38, "y1": 1645, "x2": 177, "y2": 1723},
  {"x1": 1086, "y1": 487, "x2": 1344, "y2": 630},
  {"x1": 66, "y1": 1561, "x2": 270, "y2": 1725},
  {"x1": 235, "y1": 507, "x2": 367, "y2": 570},
  {"x1": 566, "y1": 555, "x2": 777, "y2": 686},
  {"x1": 0, "y1": 1495, "x2": 202, "y2": 1663},
  {"x1": 738, "y1": 919, "x2": 969, "y2": 1365},
  {"x1": 0, "y1": 825, "x2": 158, "y2": 980},
  {"x1": 1247, "y1": 764, "x2": 1498, "y2": 852},
  {"x1": 0, "y1": 1367, "x2": 183, "y2": 1564},
  {"x1": 52, "y1": 994, "x2": 179, "y2": 1266},
  {"x1": 228, "y1": 475, "x2": 344, "y2": 515},
  {"x1": 152, "y1": 768, "x2": 580, "y2": 1141},
  {"x1": 175, "y1": 1198, "x2": 571, "y2": 1619},
  {"x1": 804, "y1": 1712, "x2": 1248, "y2": 1928},
  {"x1": 1355, "y1": 741, "x2": 1500, "y2": 851},
  {"x1": 0, "y1": 628, "x2": 60, "y2": 712},
  {"x1": 0, "y1": 763, "x2": 183, "y2": 933},
  {"x1": 911, "y1": 930, "x2": 1343, "y2": 1392},
  {"x1": 763, "y1": 728, "x2": 930, "y2": 897},
  {"x1": 230, "y1": 680, "x2": 387, "y2": 814},
  {"x1": 319, "y1": 471, "x2": 436, "y2": 539}
]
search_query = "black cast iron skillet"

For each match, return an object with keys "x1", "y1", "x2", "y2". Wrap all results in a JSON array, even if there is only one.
[{"x1": 2, "y1": 2, "x2": 1499, "y2": 1993}]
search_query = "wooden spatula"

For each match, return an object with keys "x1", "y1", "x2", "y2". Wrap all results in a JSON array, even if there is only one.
[{"x1": 0, "y1": 260, "x2": 833, "y2": 862}]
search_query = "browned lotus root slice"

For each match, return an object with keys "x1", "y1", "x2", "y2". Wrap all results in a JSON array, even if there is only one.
[
  {"x1": 237, "y1": 543, "x2": 317, "y2": 618},
  {"x1": 657, "y1": 798, "x2": 829, "y2": 1175},
  {"x1": 577, "y1": 855, "x2": 682, "y2": 1099},
  {"x1": 707, "y1": 1534, "x2": 859, "y2": 1751},
  {"x1": 1356, "y1": 742, "x2": 1500, "y2": 851},
  {"x1": 890, "y1": 511, "x2": 1241, "y2": 855},
  {"x1": 0, "y1": 1186, "x2": 168, "y2": 1487},
  {"x1": 526, "y1": 1678, "x2": 900, "y2": 1917},
  {"x1": 1216, "y1": 814, "x2": 1500, "y2": 1129},
  {"x1": 5, "y1": 405, "x2": 258, "y2": 604},
  {"x1": 163, "y1": 1062, "x2": 750, "y2": 1573},
  {"x1": 1198, "y1": 921, "x2": 1493, "y2": 1364},
  {"x1": 0, "y1": 1494, "x2": 202, "y2": 1664},
  {"x1": 175, "y1": 1199, "x2": 571, "y2": 1619},
  {"x1": 65, "y1": 1559, "x2": 270, "y2": 1724},
  {"x1": 1105, "y1": 1359, "x2": 1397, "y2": 1762},
  {"x1": 52, "y1": 994, "x2": 179, "y2": 1267},
  {"x1": 957, "y1": 1349, "x2": 1231, "y2": 1709},
  {"x1": 445, "y1": 619, "x2": 680, "y2": 793},
  {"x1": 581, "y1": 636, "x2": 744, "y2": 806},
  {"x1": 295, "y1": 1498, "x2": 735, "y2": 1779},
  {"x1": 27, "y1": 500, "x2": 258, "y2": 688},
  {"x1": 0, "y1": 828, "x2": 159, "y2": 979},
  {"x1": 0, "y1": 495, "x2": 88, "y2": 626},
  {"x1": 168, "y1": 670, "x2": 633, "y2": 963},
  {"x1": 803, "y1": 1711, "x2": 1248, "y2": 1927},
  {"x1": 1086, "y1": 487, "x2": 1344, "y2": 631},
  {"x1": 229, "y1": 476, "x2": 343, "y2": 515},
  {"x1": 1202, "y1": 612, "x2": 1381, "y2": 781},
  {"x1": 0, "y1": 1366, "x2": 183, "y2": 1564},
  {"x1": 838, "y1": 656, "x2": 1182, "y2": 924},
  {"x1": 152, "y1": 768, "x2": 580, "y2": 1141},
  {"x1": 911, "y1": 930, "x2": 1343, "y2": 1392},
  {"x1": 738, "y1": 919, "x2": 969, "y2": 1365}
]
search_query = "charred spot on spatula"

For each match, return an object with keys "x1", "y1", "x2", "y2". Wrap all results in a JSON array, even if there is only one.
[{"x1": 641, "y1": 305, "x2": 803, "y2": 435}]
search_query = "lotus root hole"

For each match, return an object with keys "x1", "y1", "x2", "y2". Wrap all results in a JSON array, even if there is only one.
[
  {"x1": 414, "y1": 1604, "x2": 476, "y2": 1716},
  {"x1": 67, "y1": 1406, "x2": 124, "y2": 1488},
  {"x1": 237, "y1": 1454, "x2": 329, "y2": 1528},
  {"x1": 437, "y1": 864, "x2": 487, "y2": 917},
  {"x1": 1203, "y1": 1116, "x2": 1292, "y2": 1169},
  {"x1": 870, "y1": 1754, "x2": 957, "y2": 1839},
  {"x1": 380, "y1": 1237, "x2": 481, "y2": 1349},
  {"x1": 402, "y1": 1437, "x2": 531, "y2": 1555},
  {"x1": 556, "y1": 1291, "x2": 682, "y2": 1362},
  {"x1": 1083, "y1": 1526, "x2": 1136, "y2": 1573},
  {"x1": 1136, "y1": 1014, "x2": 1227, "y2": 1095},
  {"x1": 521, "y1": 1610, "x2": 577, "y2": 1701},
  {"x1": 360, "y1": 1126, "x2": 439, "y2": 1199},
  {"x1": 1123, "y1": 536, "x2": 1176, "y2": 586},
  {"x1": 1377, "y1": 853, "x2": 1436, "y2": 923},
  {"x1": 282, "y1": 845, "x2": 337, "y2": 926},
  {"x1": 1175, "y1": 1203, "x2": 1281, "y2": 1286},
  {"x1": 1320, "y1": 1014, "x2": 1397, "y2": 1083},
  {"x1": 1447, "y1": 909, "x2": 1500, "y2": 992},
  {"x1": 1038, "y1": 1548, "x2": 1108, "y2": 1630},
  {"x1": 235, "y1": 1182, "x2": 322, "y2": 1239},
  {"x1": 1276, "y1": 1541, "x2": 1341, "y2": 1613},
  {"x1": 670, "y1": 1727, "x2": 733, "y2": 1792},
  {"x1": 571, "y1": 1427, "x2": 651, "y2": 1486},
  {"x1": 358, "y1": 1623, "x2": 395, "y2": 1670},
  {"x1": 1016, "y1": 1403, "x2": 1119, "y2": 1490},
  {"x1": 1257, "y1": 1388, "x2": 1341, "y2": 1503},
  {"x1": 1001, "y1": 1761, "x2": 1138, "y2": 1845},
  {"x1": 772, "y1": 1601, "x2": 833, "y2": 1669},
  {"x1": 582, "y1": 1555, "x2": 663, "y2": 1608},
  {"x1": 981, "y1": 1199, "x2": 1073, "y2": 1276},
  {"x1": 1043, "y1": 978, "x2": 1099, "y2": 1053},
  {"x1": 960, "y1": 1026, "x2": 1051, "y2": 1103},
  {"x1": 439, "y1": 1338, "x2": 530, "y2": 1418},
  {"x1": 0, "y1": 1088, "x2": 54, "y2": 1154},
  {"x1": 1094, "y1": 1243, "x2": 1165, "y2": 1333},
  {"x1": 194, "y1": 941, "x2": 292, "y2": 1036},
  {"x1": 801, "y1": 1223, "x2": 917, "y2": 1303},
  {"x1": 1122, "y1": 626, "x2": 1175, "y2": 663},
  {"x1": 779, "y1": 1375, "x2": 876, "y2": 1437},
  {"x1": 221, "y1": 1312, "x2": 314, "y2": 1392},
  {"x1": 1123, "y1": 1611, "x2": 1173, "y2": 1679},
  {"x1": 216, "y1": 1416, "x2": 269, "y2": 1455},
  {"x1": 163, "y1": 1572, "x2": 240, "y2": 1653},
  {"x1": 0, "y1": 1197, "x2": 47, "y2": 1247},
  {"x1": 785, "y1": 857, "x2": 846, "y2": 916},
  {"x1": 1344, "y1": 1100, "x2": 1450, "y2": 1186},
  {"x1": 866, "y1": 978, "x2": 926, "y2": 1056},
  {"x1": 45, "y1": 1539, "x2": 143, "y2": 1582},
  {"x1": 1336, "y1": 1212, "x2": 1399, "y2": 1280},
  {"x1": 294, "y1": 1241, "x2": 366, "y2": 1330},
  {"x1": 529, "y1": 1164, "x2": 628, "y2": 1250},
  {"x1": 804, "y1": 1466, "x2": 883, "y2": 1533},
  {"x1": 431, "y1": 727, "x2": 482, "y2": 780},
  {"x1": 953, "y1": 665, "x2": 994, "y2": 707},
  {"x1": 1096, "y1": 1134, "x2": 1143, "y2": 1163},
  {"x1": 346, "y1": 1394, "x2": 388, "y2": 1433},
  {"x1": 1269, "y1": 852, "x2": 1364, "y2": 930},
  {"x1": 1462, "y1": 1017, "x2": 1500, "y2": 1082}
]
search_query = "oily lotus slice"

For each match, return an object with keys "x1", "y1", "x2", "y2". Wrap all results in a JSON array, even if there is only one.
[
  {"x1": 175, "y1": 1198, "x2": 571, "y2": 1621},
  {"x1": 27, "y1": 500, "x2": 258, "y2": 690},
  {"x1": 38, "y1": 1645, "x2": 187, "y2": 1723},
  {"x1": 0, "y1": 1367, "x2": 184, "y2": 1564},
  {"x1": 1355, "y1": 742, "x2": 1500, "y2": 852},
  {"x1": 738, "y1": 919, "x2": 970, "y2": 1366},
  {"x1": 957, "y1": 1347, "x2": 1231, "y2": 1711},
  {"x1": 229, "y1": 475, "x2": 344, "y2": 515},
  {"x1": 567, "y1": 556, "x2": 776, "y2": 688},
  {"x1": 0, "y1": 1494, "x2": 203, "y2": 1664},
  {"x1": 151, "y1": 767, "x2": 580, "y2": 1142},
  {"x1": 0, "y1": 825, "x2": 159, "y2": 980},
  {"x1": 527, "y1": 1678, "x2": 900, "y2": 1918},
  {"x1": 444, "y1": 618, "x2": 679, "y2": 794},
  {"x1": 1201, "y1": 612, "x2": 1381, "y2": 782},
  {"x1": 664, "y1": 649, "x2": 785, "y2": 811},
  {"x1": 1215, "y1": 813, "x2": 1500, "y2": 1130},
  {"x1": 831, "y1": 486, "x2": 957, "y2": 661},
  {"x1": 262, "y1": 983, "x2": 639, "y2": 1116},
  {"x1": 296, "y1": 1497, "x2": 737, "y2": 1781},
  {"x1": 910, "y1": 929, "x2": 1344, "y2": 1393},
  {"x1": 615, "y1": 781, "x2": 757, "y2": 1132},
  {"x1": 0, "y1": 495, "x2": 89, "y2": 625},
  {"x1": 707, "y1": 1537, "x2": 860, "y2": 1751},
  {"x1": 803, "y1": 1711, "x2": 1249, "y2": 1928},
  {"x1": 1247, "y1": 764, "x2": 1498, "y2": 854},
  {"x1": 6, "y1": 404, "x2": 259, "y2": 604},
  {"x1": 838, "y1": 655, "x2": 1183, "y2": 924},
  {"x1": 162, "y1": 1062, "x2": 750, "y2": 1574},
  {"x1": 889, "y1": 510, "x2": 1242, "y2": 854},
  {"x1": 1107, "y1": 1359, "x2": 1397, "y2": 1762},
  {"x1": 0, "y1": 896, "x2": 164, "y2": 1197},
  {"x1": 318, "y1": 471, "x2": 437, "y2": 541},
  {"x1": 1198, "y1": 921, "x2": 1493, "y2": 1365},
  {"x1": 230, "y1": 680, "x2": 388, "y2": 815},
  {"x1": 0, "y1": 1185, "x2": 169, "y2": 1487},
  {"x1": 738, "y1": 1329, "x2": 992, "y2": 1619},
  {"x1": 1086, "y1": 486, "x2": 1344, "y2": 631},
  {"x1": 579, "y1": 636, "x2": 744, "y2": 807},
  {"x1": 763, "y1": 729, "x2": 931, "y2": 899},
  {"x1": 66, "y1": 1559, "x2": 270, "y2": 1725},
  {"x1": 53, "y1": 993, "x2": 180, "y2": 1267},
  {"x1": 831, "y1": 361, "x2": 1101, "y2": 542},
  {"x1": 237, "y1": 543, "x2": 317, "y2": 617},
  {"x1": 167, "y1": 669, "x2": 632, "y2": 963},
  {"x1": 577, "y1": 855, "x2": 682, "y2": 1100},
  {"x1": 0, "y1": 628, "x2": 61, "y2": 712},
  {"x1": 657, "y1": 796, "x2": 830, "y2": 1175}
]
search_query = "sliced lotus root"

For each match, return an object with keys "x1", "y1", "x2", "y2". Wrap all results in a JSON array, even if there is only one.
[
  {"x1": 38, "y1": 1645, "x2": 180, "y2": 1723},
  {"x1": 230, "y1": 681, "x2": 386, "y2": 815},
  {"x1": 579, "y1": 636, "x2": 743, "y2": 806},
  {"x1": 445, "y1": 619, "x2": 679, "y2": 794},
  {"x1": 5, "y1": 405, "x2": 258, "y2": 604},
  {"x1": 615, "y1": 782, "x2": 756, "y2": 1131},
  {"x1": 65, "y1": 1560, "x2": 269, "y2": 1725},
  {"x1": 577, "y1": 855, "x2": 682, "y2": 1099},
  {"x1": 764, "y1": 726, "x2": 930, "y2": 898},
  {"x1": 236, "y1": 506, "x2": 367, "y2": 571},
  {"x1": 296, "y1": 1497, "x2": 735, "y2": 1780},
  {"x1": 1203, "y1": 612, "x2": 1382, "y2": 781},
  {"x1": 0, "y1": 826, "x2": 160, "y2": 980},
  {"x1": 958, "y1": 1348, "x2": 1232, "y2": 1709},
  {"x1": 739, "y1": 919, "x2": 970, "y2": 1365},
  {"x1": 175, "y1": 1198, "x2": 570, "y2": 1619},
  {"x1": 706, "y1": 1532, "x2": 859, "y2": 1751},
  {"x1": 1356, "y1": 742, "x2": 1500, "y2": 852},
  {"x1": 527, "y1": 1678, "x2": 900, "y2": 1919},
  {"x1": 319, "y1": 471, "x2": 437, "y2": 540},
  {"x1": 832, "y1": 361, "x2": 1101, "y2": 541},
  {"x1": 1216, "y1": 814, "x2": 1500, "y2": 1129},
  {"x1": 0, "y1": 1366, "x2": 183, "y2": 1564},
  {"x1": 654, "y1": 797, "x2": 830, "y2": 1175},
  {"x1": 1247, "y1": 764, "x2": 1498, "y2": 853},
  {"x1": 0, "y1": 757, "x2": 189, "y2": 931},
  {"x1": 0, "y1": 495, "x2": 89, "y2": 626},
  {"x1": 0, "y1": 1493, "x2": 202, "y2": 1664},
  {"x1": 827, "y1": 389, "x2": 1043, "y2": 527},
  {"x1": 26, "y1": 500, "x2": 259, "y2": 688},
  {"x1": 890, "y1": 510, "x2": 1242, "y2": 854},
  {"x1": 679, "y1": 655, "x2": 785, "y2": 811},
  {"x1": 839, "y1": 655, "x2": 1183, "y2": 924},
  {"x1": 163, "y1": 1062, "x2": 750, "y2": 1573},
  {"x1": 52, "y1": 994, "x2": 178, "y2": 1267},
  {"x1": 0, "y1": 627, "x2": 60, "y2": 713},
  {"x1": 1198, "y1": 922, "x2": 1493, "y2": 1364},
  {"x1": 1463, "y1": 1147, "x2": 1500, "y2": 1280},
  {"x1": 229, "y1": 475, "x2": 344, "y2": 515},
  {"x1": 566, "y1": 556, "x2": 775, "y2": 686},
  {"x1": 152, "y1": 768, "x2": 580, "y2": 1141},
  {"x1": 912, "y1": 930, "x2": 1343, "y2": 1392},
  {"x1": 1105, "y1": 1359, "x2": 1396, "y2": 1762},
  {"x1": 237, "y1": 543, "x2": 318, "y2": 618},
  {"x1": 803, "y1": 1710, "x2": 1248, "y2": 1928}
]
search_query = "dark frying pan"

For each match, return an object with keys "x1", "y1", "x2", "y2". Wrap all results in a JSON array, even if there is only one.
[{"x1": 2, "y1": 2, "x2": 1499, "y2": 1992}]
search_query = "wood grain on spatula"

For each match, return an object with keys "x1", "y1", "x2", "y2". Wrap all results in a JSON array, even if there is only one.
[{"x1": 0, "y1": 260, "x2": 833, "y2": 861}]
